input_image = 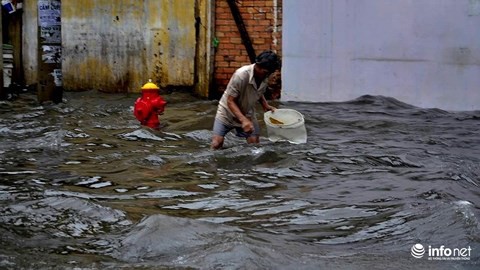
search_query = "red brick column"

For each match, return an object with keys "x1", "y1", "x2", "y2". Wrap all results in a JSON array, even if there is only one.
[{"x1": 213, "y1": 0, "x2": 282, "y2": 99}]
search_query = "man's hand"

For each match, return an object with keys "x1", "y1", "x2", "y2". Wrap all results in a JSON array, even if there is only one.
[
  {"x1": 241, "y1": 118, "x2": 254, "y2": 134},
  {"x1": 264, "y1": 105, "x2": 276, "y2": 112},
  {"x1": 260, "y1": 95, "x2": 276, "y2": 112}
]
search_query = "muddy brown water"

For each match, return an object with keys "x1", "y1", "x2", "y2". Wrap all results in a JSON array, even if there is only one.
[{"x1": 0, "y1": 91, "x2": 479, "y2": 269}]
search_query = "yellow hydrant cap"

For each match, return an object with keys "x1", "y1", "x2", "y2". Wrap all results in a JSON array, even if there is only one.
[{"x1": 141, "y1": 79, "x2": 159, "y2": 90}]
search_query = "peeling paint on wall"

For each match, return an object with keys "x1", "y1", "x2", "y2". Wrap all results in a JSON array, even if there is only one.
[
  {"x1": 41, "y1": 45, "x2": 61, "y2": 63},
  {"x1": 37, "y1": 0, "x2": 62, "y2": 103},
  {"x1": 40, "y1": 25, "x2": 61, "y2": 43}
]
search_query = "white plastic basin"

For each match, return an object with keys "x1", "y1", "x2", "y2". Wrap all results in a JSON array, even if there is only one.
[{"x1": 264, "y1": 109, "x2": 307, "y2": 144}]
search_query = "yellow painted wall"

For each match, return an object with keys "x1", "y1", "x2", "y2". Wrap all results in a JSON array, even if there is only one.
[
  {"x1": 61, "y1": 0, "x2": 200, "y2": 93},
  {"x1": 194, "y1": 0, "x2": 214, "y2": 98},
  {"x1": 22, "y1": 0, "x2": 39, "y2": 86}
]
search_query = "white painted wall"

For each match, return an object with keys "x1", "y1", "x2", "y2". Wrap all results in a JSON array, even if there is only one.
[{"x1": 282, "y1": 0, "x2": 480, "y2": 111}]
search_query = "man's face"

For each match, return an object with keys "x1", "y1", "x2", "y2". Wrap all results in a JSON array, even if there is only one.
[{"x1": 254, "y1": 65, "x2": 272, "y2": 81}]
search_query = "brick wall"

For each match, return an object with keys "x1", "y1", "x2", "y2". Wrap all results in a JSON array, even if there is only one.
[{"x1": 213, "y1": 0, "x2": 282, "y2": 99}]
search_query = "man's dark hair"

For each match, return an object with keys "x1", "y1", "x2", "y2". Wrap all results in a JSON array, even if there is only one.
[{"x1": 255, "y1": 50, "x2": 280, "y2": 73}]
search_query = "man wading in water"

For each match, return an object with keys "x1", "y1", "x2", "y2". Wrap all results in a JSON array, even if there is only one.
[{"x1": 211, "y1": 50, "x2": 280, "y2": 150}]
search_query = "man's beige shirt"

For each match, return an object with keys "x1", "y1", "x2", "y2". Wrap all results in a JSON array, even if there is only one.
[{"x1": 215, "y1": 64, "x2": 268, "y2": 127}]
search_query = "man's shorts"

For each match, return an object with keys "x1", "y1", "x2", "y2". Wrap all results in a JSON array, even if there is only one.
[{"x1": 213, "y1": 118, "x2": 260, "y2": 138}]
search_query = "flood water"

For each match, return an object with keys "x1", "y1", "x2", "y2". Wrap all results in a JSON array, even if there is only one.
[{"x1": 0, "y1": 90, "x2": 479, "y2": 269}]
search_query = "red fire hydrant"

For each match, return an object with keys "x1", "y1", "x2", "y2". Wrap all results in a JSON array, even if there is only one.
[{"x1": 133, "y1": 80, "x2": 167, "y2": 130}]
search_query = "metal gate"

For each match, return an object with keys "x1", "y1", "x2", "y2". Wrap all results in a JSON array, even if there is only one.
[{"x1": 61, "y1": 0, "x2": 197, "y2": 93}]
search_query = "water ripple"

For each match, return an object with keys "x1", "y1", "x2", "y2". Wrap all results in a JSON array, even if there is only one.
[{"x1": 1, "y1": 92, "x2": 479, "y2": 268}]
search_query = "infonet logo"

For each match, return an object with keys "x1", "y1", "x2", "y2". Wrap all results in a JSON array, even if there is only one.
[
  {"x1": 411, "y1": 243, "x2": 472, "y2": 261},
  {"x1": 411, "y1": 244, "x2": 425, "y2": 258}
]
